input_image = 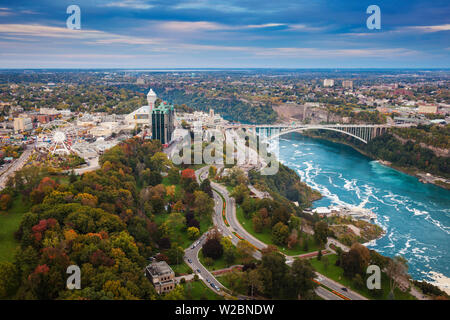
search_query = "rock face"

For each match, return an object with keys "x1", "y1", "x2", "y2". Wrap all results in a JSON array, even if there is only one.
[
  {"x1": 273, "y1": 103, "x2": 346, "y2": 124},
  {"x1": 393, "y1": 133, "x2": 450, "y2": 158}
]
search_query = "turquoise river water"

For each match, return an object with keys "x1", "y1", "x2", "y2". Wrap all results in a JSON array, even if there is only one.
[{"x1": 270, "y1": 133, "x2": 450, "y2": 292}]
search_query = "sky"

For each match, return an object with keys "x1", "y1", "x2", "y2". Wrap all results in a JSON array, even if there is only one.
[{"x1": 0, "y1": 0, "x2": 449, "y2": 68}]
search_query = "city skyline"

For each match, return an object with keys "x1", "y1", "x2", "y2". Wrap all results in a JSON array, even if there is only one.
[{"x1": 0, "y1": 0, "x2": 449, "y2": 68}]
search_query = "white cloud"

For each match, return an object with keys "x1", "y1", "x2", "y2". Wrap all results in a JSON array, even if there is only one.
[
  {"x1": 103, "y1": 0, "x2": 154, "y2": 10},
  {"x1": 402, "y1": 24, "x2": 450, "y2": 33}
]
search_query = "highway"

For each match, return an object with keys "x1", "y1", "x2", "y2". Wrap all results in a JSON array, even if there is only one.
[
  {"x1": 0, "y1": 145, "x2": 34, "y2": 190},
  {"x1": 194, "y1": 165, "x2": 367, "y2": 300}
]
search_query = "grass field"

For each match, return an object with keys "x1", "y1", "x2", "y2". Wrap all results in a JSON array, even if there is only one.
[
  {"x1": 310, "y1": 254, "x2": 416, "y2": 300},
  {"x1": 0, "y1": 195, "x2": 31, "y2": 262},
  {"x1": 235, "y1": 205, "x2": 320, "y2": 256},
  {"x1": 154, "y1": 212, "x2": 212, "y2": 249},
  {"x1": 198, "y1": 249, "x2": 244, "y2": 271},
  {"x1": 182, "y1": 280, "x2": 224, "y2": 300},
  {"x1": 171, "y1": 262, "x2": 193, "y2": 276}
]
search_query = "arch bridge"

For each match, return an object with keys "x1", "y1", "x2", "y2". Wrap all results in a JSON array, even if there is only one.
[{"x1": 223, "y1": 124, "x2": 407, "y2": 144}]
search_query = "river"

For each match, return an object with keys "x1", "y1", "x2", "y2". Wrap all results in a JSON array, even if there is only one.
[{"x1": 269, "y1": 132, "x2": 450, "y2": 293}]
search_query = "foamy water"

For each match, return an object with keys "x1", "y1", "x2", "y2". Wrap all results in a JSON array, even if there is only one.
[{"x1": 270, "y1": 133, "x2": 450, "y2": 293}]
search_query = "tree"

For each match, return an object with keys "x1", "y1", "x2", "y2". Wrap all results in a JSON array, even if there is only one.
[
  {"x1": 168, "y1": 167, "x2": 180, "y2": 184},
  {"x1": 163, "y1": 285, "x2": 185, "y2": 300},
  {"x1": 231, "y1": 184, "x2": 249, "y2": 204},
  {"x1": 260, "y1": 251, "x2": 288, "y2": 298},
  {"x1": 386, "y1": 256, "x2": 408, "y2": 299},
  {"x1": 181, "y1": 168, "x2": 196, "y2": 186},
  {"x1": 187, "y1": 226, "x2": 200, "y2": 240},
  {"x1": 236, "y1": 240, "x2": 255, "y2": 264},
  {"x1": 271, "y1": 222, "x2": 289, "y2": 246},
  {"x1": 353, "y1": 274, "x2": 364, "y2": 290},
  {"x1": 313, "y1": 221, "x2": 328, "y2": 246},
  {"x1": 200, "y1": 179, "x2": 213, "y2": 198},
  {"x1": 202, "y1": 238, "x2": 223, "y2": 260},
  {"x1": 167, "y1": 246, "x2": 185, "y2": 265},
  {"x1": 290, "y1": 259, "x2": 317, "y2": 300},
  {"x1": 341, "y1": 243, "x2": 371, "y2": 278},
  {"x1": 149, "y1": 171, "x2": 163, "y2": 186},
  {"x1": 194, "y1": 191, "x2": 214, "y2": 218},
  {"x1": 221, "y1": 237, "x2": 236, "y2": 264},
  {"x1": 208, "y1": 166, "x2": 217, "y2": 179},
  {"x1": 252, "y1": 214, "x2": 264, "y2": 233},
  {"x1": 0, "y1": 262, "x2": 19, "y2": 298},
  {"x1": 0, "y1": 193, "x2": 12, "y2": 211},
  {"x1": 247, "y1": 269, "x2": 264, "y2": 298},
  {"x1": 241, "y1": 197, "x2": 255, "y2": 218},
  {"x1": 166, "y1": 212, "x2": 186, "y2": 240},
  {"x1": 317, "y1": 248, "x2": 322, "y2": 261},
  {"x1": 287, "y1": 229, "x2": 298, "y2": 249}
]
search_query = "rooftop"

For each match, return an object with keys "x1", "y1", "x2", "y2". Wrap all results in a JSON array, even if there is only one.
[{"x1": 146, "y1": 261, "x2": 174, "y2": 277}]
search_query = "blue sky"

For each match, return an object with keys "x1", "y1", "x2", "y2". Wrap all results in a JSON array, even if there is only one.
[{"x1": 0, "y1": 0, "x2": 449, "y2": 68}]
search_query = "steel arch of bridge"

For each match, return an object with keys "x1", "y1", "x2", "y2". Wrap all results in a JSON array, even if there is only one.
[{"x1": 240, "y1": 125, "x2": 391, "y2": 144}]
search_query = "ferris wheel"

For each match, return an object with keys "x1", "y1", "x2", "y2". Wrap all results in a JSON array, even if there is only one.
[{"x1": 37, "y1": 120, "x2": 82, "y2": 155}]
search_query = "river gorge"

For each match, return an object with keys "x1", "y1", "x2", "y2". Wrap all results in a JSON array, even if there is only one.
[{"x1": 269, "y1": 132, "x2": 450, "y2": 293}]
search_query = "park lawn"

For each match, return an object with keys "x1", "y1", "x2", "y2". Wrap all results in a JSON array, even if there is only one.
[
  {"x1": 309, "y1": 254, "x2": 416, "y2": 300},
  {"x1": 0, "y1": 195, "x2": 31, "y2": 262},
  {"x1": 217, "y1": 274, "x2": 247, "y2": 296},
  {"x1": 154, "y1": 213, "x2": 212, "y2": 249},
  {"x1": 182, "y1": 280, "x2": 224, "y2": 300},
  {"x1": 235, "y1": 205, "x2": 320, "y2": 256},
  {"x1": 171, "y1": 262, "x2": 192, "y2": 276},
  {"x1": 161, "y1": 177, "x2": 181, "y2": 194},
  {"x1": 198, "y1": 249, "x2": 244, "y2": 271}
]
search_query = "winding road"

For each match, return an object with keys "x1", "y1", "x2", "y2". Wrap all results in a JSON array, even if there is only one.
[{"x1": 185, "y1": 165, "x2": 366, "y2": 300}]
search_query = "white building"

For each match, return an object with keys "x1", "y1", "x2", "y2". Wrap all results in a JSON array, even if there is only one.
[
  {"x1": 13, "y1": 117, "x2": 32, "y2": 133},
  {"x1": 323, "y1": 79, "x2": 334, "y2": 87},
  {"x1": 342, "y1": 80, "x2": 353, "y2": 89},
  {"x1": 125, "y1": 88, "x2": 157, "y2": 127}
]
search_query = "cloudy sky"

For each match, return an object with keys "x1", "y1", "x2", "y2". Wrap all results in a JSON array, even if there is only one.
[{"x1": 0, "y1": 0, "x2": 449, "y2": 68}]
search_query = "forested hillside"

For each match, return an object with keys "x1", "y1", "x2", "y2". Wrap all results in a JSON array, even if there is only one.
[
  {"x1": 152, "y1": 86, "x2": 278, "y2": 124},
  {"x1": 0, "y1": 138, "x2": 214, "y2": 299}
]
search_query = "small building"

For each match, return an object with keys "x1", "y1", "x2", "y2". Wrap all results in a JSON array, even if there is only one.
[
  {"x1": 13, "y1": 117, "x2": 32, "y2": 133},
  {"x1": 418, "y1": 104, "x2": 438, "y2": 114},
  {"x1": 145, "y1": 261, "x2": 176, "y2": 294},
  {"x1": 323, "y1": 79, "x2": 334, "y2": 87},
  {"x1": 342, "y1": 80, "x2": 353, "y2": 89}
]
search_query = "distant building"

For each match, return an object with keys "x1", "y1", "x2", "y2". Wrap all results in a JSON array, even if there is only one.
[
  {"x1": 13, "y1": 117, "x2": 32, "y2": 133},
  {"x1": 342, "y1": 80, "x2": 353, "y2": 89},
  {"x1": 152, "y1": 102, "x2": 175, "y2": 145},
  {"x1": 145, "y1": 261, "x2": 176, "y2": 294},
  {"x1": 418, "y1": 104, "x2": 438, "y2": 114},
  {"x1": 39, "y1": 107, "x2": 59, "y2": 115},
  {"x1": 125, "y1": 88, "x2": 157, "y2": 127},
  {"x1": 323, "y1": 79, "x2": 334, "y2": 87}
]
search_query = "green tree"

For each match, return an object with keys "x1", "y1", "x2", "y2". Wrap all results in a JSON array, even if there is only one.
[
  {"x1": 271, "y1": 222, "x2": 289, "y2": 246},
  {"x1": 187, "y1": 226, "x2": 200, "y2": 240},
  {"x1": 0, "y1": 262, "x2": 19, "y2": 298}
]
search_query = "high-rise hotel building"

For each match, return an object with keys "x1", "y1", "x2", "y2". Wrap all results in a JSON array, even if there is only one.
[{"x1": 151, "y1": 101, "x2": 175, "y2": 145}]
